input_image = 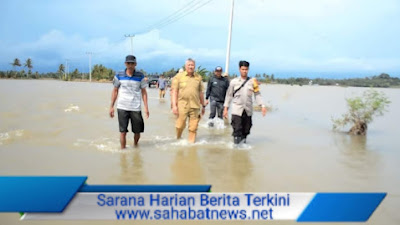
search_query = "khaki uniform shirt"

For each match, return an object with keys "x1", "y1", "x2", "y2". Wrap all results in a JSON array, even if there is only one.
[
  {"x1": 172, "y1": 71, "x2": 204, "y2": 109},
  {"x1": 224, "y1": 77, "x2": 264, "y2": 116}
]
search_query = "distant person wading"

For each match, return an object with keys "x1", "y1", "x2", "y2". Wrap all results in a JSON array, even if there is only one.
[
  {"x1": 157, "y1": 74, "x2": 167, "y2": 99},
  {"x1": 109, "y1": 55, "x2": 149, "y2": 149}
]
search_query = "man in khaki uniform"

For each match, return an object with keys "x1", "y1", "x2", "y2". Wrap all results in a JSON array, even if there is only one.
[
  {"x1": 223, "y1": 60, "x2": 267, "y2": 144},
  {"x1": 172, "y1": 58, "x2": 206, "y2": 143}
]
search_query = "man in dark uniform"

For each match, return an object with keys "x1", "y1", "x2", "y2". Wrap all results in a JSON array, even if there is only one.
[{"x1": 205, "y1": 66, "x2": 230, "y2": 127}]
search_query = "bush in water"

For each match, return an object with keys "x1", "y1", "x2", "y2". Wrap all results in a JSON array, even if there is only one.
[{"x1": 332, "y1": 89, "x2": 391, "y2": 135}]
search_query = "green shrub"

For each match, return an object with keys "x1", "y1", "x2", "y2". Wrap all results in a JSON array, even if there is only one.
[{"x1": 332, "y1": 89, "x2": 391, "y2": 135}]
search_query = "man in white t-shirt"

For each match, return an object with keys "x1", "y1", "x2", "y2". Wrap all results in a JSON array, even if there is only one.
[{"x1": 109, "y1": 55, "x2": 149, "y2": 149}]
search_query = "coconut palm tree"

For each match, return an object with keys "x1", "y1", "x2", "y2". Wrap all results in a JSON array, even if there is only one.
[
  {"x1": 71, "y1": 68, "x2": 80, "y2": 80},
  {"x1": 196, "y1": 66, "x2": 208, "y2": 81},
  {"x1": 24, "y1": 58, "x2": 33, "y2": 76},
  {"x1": 58, "y1": 64, "x2": 65, "y2": 80},
  {"x1": 10, "y1": 58, "x2": 21, "y2": 71}
]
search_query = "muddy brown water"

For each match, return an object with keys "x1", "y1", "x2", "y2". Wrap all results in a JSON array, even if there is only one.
[{"x1": 1, "y1": 79, "x2": 399, "y2": 225}]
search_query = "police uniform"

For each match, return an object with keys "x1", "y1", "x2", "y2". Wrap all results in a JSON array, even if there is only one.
[{"x1": 224, "y1": 77, "x2": 265, "y2": 143}]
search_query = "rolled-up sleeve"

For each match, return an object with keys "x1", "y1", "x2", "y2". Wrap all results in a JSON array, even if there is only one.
[
  {"x1": 253, "y1": 79, "x2": 264, "y2": 106},
  {"x1": 140, "y1": 77, "x2": 147, "y2": 89},
  {"x1": 254, "y1": 92, "x2": 264, "y2": 106},
  {"x1": 224, "y1": 81, "x2": 234, "y2": 108},
  {"x1": 172, "y1": 76, "x2": 179, "y2": 90},
  {"x1": 113, "y1": 76, "x2": 120, "y2": 88},
  {"x1": 200, "y1": 80, "x2": 204, "y2": 93}
]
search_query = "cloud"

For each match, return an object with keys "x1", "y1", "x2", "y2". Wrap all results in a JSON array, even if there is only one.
[
  {"x1": 0, "y1": 29, "x2": 227, "y2": 72},
  {"x1": 1, "y1": 0, "x2": 399, "y2": 76},
  {"x1": 1, "y1": 28, "x2": 399, "y2": 75}
]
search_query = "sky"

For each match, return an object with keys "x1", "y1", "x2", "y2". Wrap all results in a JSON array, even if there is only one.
[{"x1": 0, "y1": 0, "x2": 399, "y2": 78}]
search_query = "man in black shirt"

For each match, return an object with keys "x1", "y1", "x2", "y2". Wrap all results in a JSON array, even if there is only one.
[{"x1": 205, "y1": 66, "x2": 230, "y2": 127}]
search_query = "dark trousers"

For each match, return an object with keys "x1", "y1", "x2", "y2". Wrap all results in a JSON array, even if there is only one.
[
  {"x1": 209, "y1": 100, "x2": 224, "y2": 119},
  {"x1": 117, "y1": 109, "x2": 144, "y2": 133},
  {"x1": 231, "y1": 111, "x2": 252, "y2": 138}
]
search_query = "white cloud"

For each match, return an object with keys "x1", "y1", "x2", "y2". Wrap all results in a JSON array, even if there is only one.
[
  {"x1": 0, "y1": 29, "x2": 226, "y2": 72},
  {"x1": 1, "y1": 0, "x2": 399, "y2": 75},
  {"x1": 1, "y1": 28, "x2": 399, "y2": 74}
]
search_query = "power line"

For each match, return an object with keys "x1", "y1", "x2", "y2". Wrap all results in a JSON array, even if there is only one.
[
  {"x1": 135, "y1": 0, "x2": 214, "y2": 34},
  {"x1": 150, "y1": 0, "x2": 214, "y2": 31},
  {"x1": 119, "y1": 0, "x2": 215, "y2": 59},
  {"x1": 144, "y1": 0, "x2": 202, "y2": 31}
]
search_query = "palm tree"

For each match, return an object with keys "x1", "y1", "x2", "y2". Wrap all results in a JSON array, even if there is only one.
[
  {"x1": 10, "y1": 58, "x2": 21, "y2": 71},
  {"x1": 58, "y1": 64, "x2": 65, "y2": 80},
  {"x1": 71, "y1": 68, "x2": 79, "y2": 80},
  {"x1": 24, "y1": 58, "x2": 33, "y2": 76},
  {"x1": 196, "y1": 66, "x2": 208, "y2": 81},
  {"x1": 99, "y1": 65, "x2": 105, "y2": 79}
]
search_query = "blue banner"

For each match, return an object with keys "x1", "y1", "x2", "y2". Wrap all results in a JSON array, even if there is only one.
[
  {"x1": 0, "y1": 176, "x2": 86, "y2": 212},
  {"x1": 0, "y1": 176, "x2": 386, "y2": 222},
  {"x1": 0, "y1": 176, "x2": 211, "y2": 213},
  {"x1": 297, "y1": 193, "x2": 386, "y2": 222}
]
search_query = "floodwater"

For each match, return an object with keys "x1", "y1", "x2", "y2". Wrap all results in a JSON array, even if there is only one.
[{"x1": 0, "y1": 79, "x2": 399, "y2": 225}]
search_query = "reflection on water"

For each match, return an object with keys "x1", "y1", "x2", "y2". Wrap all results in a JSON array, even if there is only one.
[
  {"x1": 334, "y1": 133, "x2": 379, "y2": 168},
  {"x1": 171, "y1": 148, "x2": 205, "y2": 184},
  {"x1": 229, "y1": 150, "x2": 253, "y2": 191},
  {"x1": 334, "y1": 133, "x2": 368, "y2": 152},
  {"x1": 119, "y1": 150, "x2": 147, "y2": 184},
  {"x1": 1, "y1": 80, "x2": 400, "y2": 224},
  {"x1": 169, "y1": 147, "x2": 254, "y2": 191},
  {"x1": 333, "y1": 133, "x2": 383, "y2": 184}
]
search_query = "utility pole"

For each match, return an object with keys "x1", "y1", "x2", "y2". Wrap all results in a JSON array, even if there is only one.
[
  {"x1": 86, "y1": 52, "x2": 92, "y2": 82},
  {"x1": 225, "y1": 0, "x2": 234, "y2": 77},
  {"x1": 124, "y1": 34, "x2": 135, "y2": 55}
]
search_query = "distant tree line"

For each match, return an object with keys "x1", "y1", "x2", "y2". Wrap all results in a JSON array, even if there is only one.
[
  {"x1": 1, "y1": 58, "x2": 399, "y2": 87},
  {"x1": 1, "y1": 57, "x2": 116, "y2": 82},
  {"x1": 272, "y1": 73, "x2": 400, "y2": 88}
]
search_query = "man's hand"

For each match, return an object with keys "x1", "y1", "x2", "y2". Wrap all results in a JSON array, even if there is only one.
[
  {"x1": 201, "y1": 106, "x2": 205, "y2": 116},
  {"x1": 205, "y1": 99, "x2": 209, "y2": 106},
  {"x1": 109, "y1": 107, "x2": 114, "y2": 118},
  {"x1": 223, "y1": 107, "x2": 228, "y2": 119},
  {"x1": 261, "y1": 106, "x2": 267, "y2": 117},
  {"x1": 144, "y1": 109, "x2": 149, "y2": 119},
  {"x1": 172, "y1": 106, "x2": 179, "y2": 117}
]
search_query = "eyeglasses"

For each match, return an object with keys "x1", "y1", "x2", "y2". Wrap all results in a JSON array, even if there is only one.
[{"x1": 126, "y1": 62, "x2": 135, "y2": 65}]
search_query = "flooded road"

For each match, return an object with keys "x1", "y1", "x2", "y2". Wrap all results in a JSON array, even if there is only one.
[{"x1": 1, "y1": 79, "x2": 399, "y2": 225}]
